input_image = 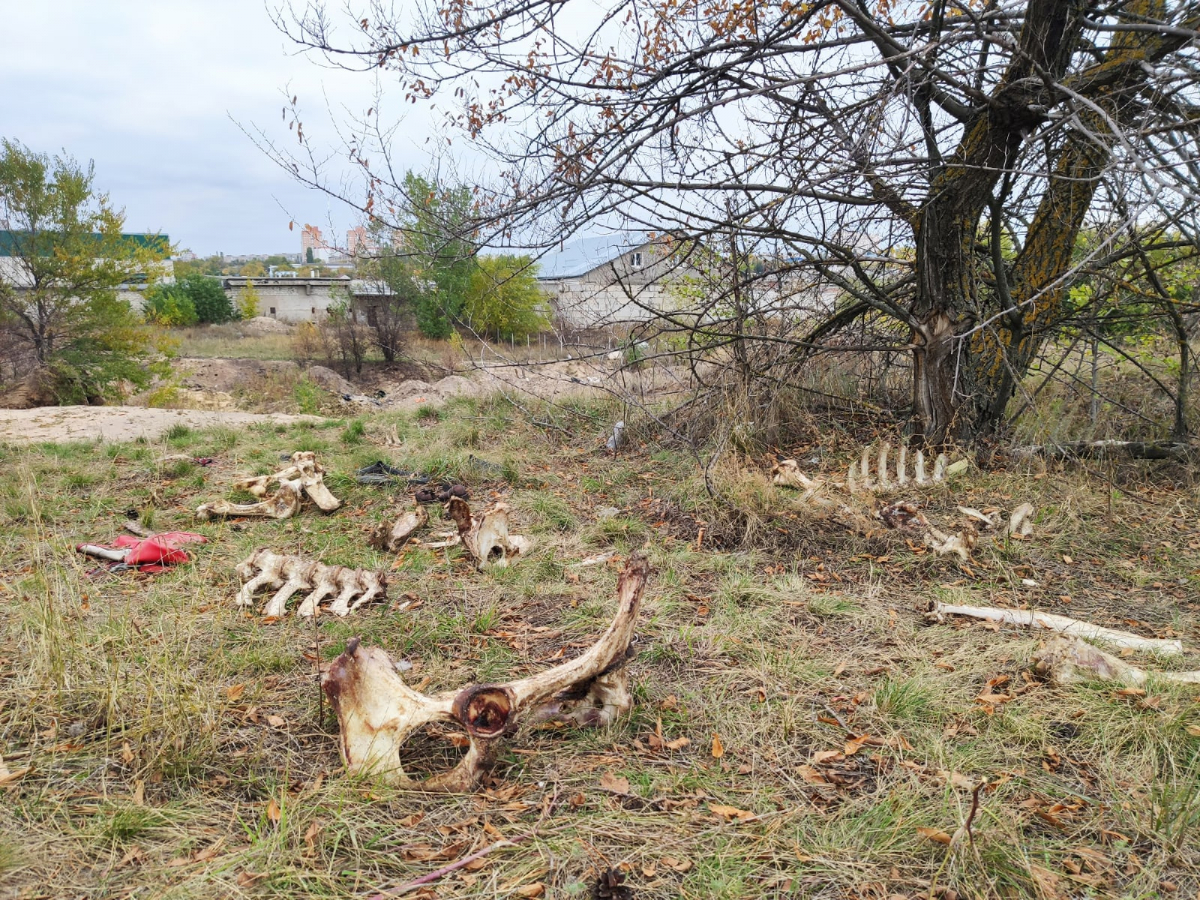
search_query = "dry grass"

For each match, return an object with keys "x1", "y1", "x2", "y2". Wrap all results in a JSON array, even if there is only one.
[{"x1": 1, "y1": 395, "x2": 1199, "y2": 899}]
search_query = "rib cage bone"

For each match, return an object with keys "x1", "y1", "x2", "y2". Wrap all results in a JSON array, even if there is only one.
[
  {"x1": 197, "y1": 451, "x2": 341, "y2": 520},
  {"x1": 323, "y1": 554, "x2": 650, "y2": 791},
  {"x1": 236, "y1": 549, "x2": 387, "y2": 618},
  {"x1": 771, "y1": 445, "x2": 1033, "y2": 560}
]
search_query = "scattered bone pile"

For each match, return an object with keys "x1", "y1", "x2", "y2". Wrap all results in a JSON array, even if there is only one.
[
  {"x1": 197, "y1": 451, "x2": 341, "y2": 520},
  {"x1": 369, "y1": 496, "x2": 532, "y2": 568},
  {"x1": 236, "y1": 549, "x2": 386, "y2": 618},
  {"x1": 323, "y1": 554, "x2": 650, "y2": 791},
  {"x1": 771, "y1": 442, "x2": 1034, "y2": 560}
]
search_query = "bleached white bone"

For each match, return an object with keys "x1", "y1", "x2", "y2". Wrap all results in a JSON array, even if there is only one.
[
  {"x1": 1032, "y1": 636, "x2": 1199, "y2": 687},
  {"x1": 323, "y1": 554, "x2": 650, "y2": 791},
  {"x1": 876, "y1": 443, "x2": 891, "y2": 490},
  {"x1": 370, "y1": 504, "x2": 429, "y2": 553},
  {"x1": 236, "y1": 551, "x2": 387, "y2": 618},
  {"x1": 914, "y1": 449, "x2": 928, "y2": 484},
  {"x1": 929, "y1": 602, "x2": 1183, "y2": 655},
  {"x1": 446, "y1": 497, "x2": 531, "y2": 570},
  {"x1": 200, "y1": 452, "x2": 341, "y2": 520},
  {"x1": 896, "y1": 444, "x2": 908, "y2": 485}
]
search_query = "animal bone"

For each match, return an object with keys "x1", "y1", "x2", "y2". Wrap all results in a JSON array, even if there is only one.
[
  {"x1": 928, "y1": 601, "x2": 1183, "y2": 655},
  {"x1": 235, "y1": 549, "x2": 388, "y2": 618},
  {"x1": 235, "y1": 451, "x2": 342, "y2": 512},
  {"x1": 197, "y1": 479, "x2": 304, "y2": 520},
  {"x1": 323, "y1": 554, "x2": 650, "y2": 791},
  {"x1": 924, "y1": 525, "x2": 977, "y2": 560},
  {"x1": 1032, "y1": 635, "x2": 1200, "y2": 687},
  {"x1": 370, "y1": 504, "x2": 429, "y2": 552},
  {"x1": 445, "y1": 496, "x2": 531, "y2": 569},
  {"x1": 1008, "y1": 502, "x2": 1035, "y2": 537},
  {"x1": 197, "y1": 452, "x2": 341, "y2": 520}
]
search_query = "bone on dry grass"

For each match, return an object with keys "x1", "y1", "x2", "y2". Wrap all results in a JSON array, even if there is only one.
[
  {"x1": 1032, "y1": 635, "x2": 1200, "y2": 686},
  {"x1": 197, "y1": 450, "x2": 341, "y2": 519},
  {"x1": 236, "y1": 549, "x2": 387, "y2": 617},
  {"x1": 928, "y1": 601, "x2": 1185, "y2": 655},
  {"x1": 323, "y1": 554, "x2": 649, "y2": 791}
]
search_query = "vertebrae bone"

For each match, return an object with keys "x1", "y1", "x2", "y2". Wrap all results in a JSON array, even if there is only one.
[{"x1": 235, "y1": 549, "x2": 387, "y2": 617}]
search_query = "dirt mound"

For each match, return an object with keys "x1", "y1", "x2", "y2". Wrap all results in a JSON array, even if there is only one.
[
  {"x1": 177, "y1": 358, "x2": 300, "y2": 393},
  {"x1": 431, "y1": 375, "x2": 477, "y2": 398},
  {"x1": 306, "y1": 366, "x2": 358, "y2": 395},
  {"x1": 241, "y1": 316, "x2": 294, "y2": 335}
]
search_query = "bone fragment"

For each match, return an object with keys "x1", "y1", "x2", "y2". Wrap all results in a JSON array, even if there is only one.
[
  {"x1": 859, "y1": 445, "x2": 873, "y2": 491},
  {"x1": 929, "y1": 602, "x2": 1183, "y2": 655},
  {"x1": 933, "y1": 453, "x2": 948, "y2": 481},
  {"x1": 896, "y1": 444, "x2": 908, "y2": 485},
  {"x1": 370, "y1": 504, "x2": 429, "y2": 553},
  {"x1": 924, "y1": 526, "x2": 976, "y2": 560},
  {"x1": 236, "y1": 550, "x2": 387, "y2": 618},
  {"x1": 877, "y1": 443, "x2": 891, "y2": 490},
  {"x1": 201, "y1": 452, "x2": 341, "y2": 520},
  {"x1": 198, "y1": 479, "x2": 304, "y2": 520},
  {"x1": 956, "y1": 506, "x2": 995, "y2": 527},
  {"x1": 575, "y1": 549, "x2": 617, "y2": 568},
  {"x1": 1032, "y1": 635, "x2": 1200, "y2": 687},
  {"x1": 914, "y1": 449, "x2": 927, "y2": 485},
  {"x1": 446, "y1": 496, "x2": 530, "y2": 569},
  {"x1": 1008, "y1": 503, "x2": 1035, "y2": 537},
  {"x1": 323, "y1": 554, "x2": 651, "y2": 791}
]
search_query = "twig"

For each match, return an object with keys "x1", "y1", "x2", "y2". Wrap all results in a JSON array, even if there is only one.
[
  {"x1": 963, "y1": 779, "x2": 985, "y2": 845},
  {"x1": 368, "y1": 834, "x2": 532, "y2": 898},
  {"x1": 819, "y1": 702, "x2": 852, "y2": 733}
]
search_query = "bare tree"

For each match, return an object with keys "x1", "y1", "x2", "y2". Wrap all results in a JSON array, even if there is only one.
[{"x1": 273, "y1": 0, "x2": 1200, "y2": 443}]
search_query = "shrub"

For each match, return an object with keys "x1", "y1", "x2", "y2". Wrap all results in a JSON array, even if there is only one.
[{"x1": 143, "y1": 285, "x2": 198, "y2": 326}]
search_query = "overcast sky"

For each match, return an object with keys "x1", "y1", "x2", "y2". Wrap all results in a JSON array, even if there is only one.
[{"x1": 0, "y1": 1, "x2": 439, "y2": 256}]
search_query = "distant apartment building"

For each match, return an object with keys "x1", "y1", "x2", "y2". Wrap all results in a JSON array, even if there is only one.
[
  {"x1": 346, "y1": 226, "x2": 378, "y2": 258},
  {"x1": 300, "y1": 224, "x2": 331, "y2": 262}
]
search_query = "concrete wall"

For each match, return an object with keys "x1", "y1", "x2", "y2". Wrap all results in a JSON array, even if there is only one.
[
  {"x1": 540, "y1": 243, "x2": 691, "y2": 328},
  {"x1": 222, "y1": 277, "x2": 351, "y2": 323}
]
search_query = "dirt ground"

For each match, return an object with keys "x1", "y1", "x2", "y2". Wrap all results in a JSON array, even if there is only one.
[{"x1": 0, "y1": 406, "x2": 324, "y2": 444}]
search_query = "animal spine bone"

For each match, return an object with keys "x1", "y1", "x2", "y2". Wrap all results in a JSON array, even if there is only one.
[
  {"x1": 323, "y1": 554, "x2": 650, "y2": 791},
  {"x1": 235, "y1": 550, "x2": 387, "y2": 618},
  {"x1": 197, "y1": 452, "x2": 341, "y2": 520},
  {"x1": 445, "y1": 496, "x2": 531, "y2": 569}
]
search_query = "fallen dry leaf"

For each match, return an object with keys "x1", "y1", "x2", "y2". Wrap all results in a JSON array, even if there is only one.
[
  {"x1": 267, "y1": 797, "x2": 282, "y2": 825},
  {"x1": 709, "y1": 803, "x2": 755, "y2": 822},
  {"x1": 916, "y1": 826, "x2": 953, "y2": 845},
  {"x1": 267, "y1": 714, "x2": 286, "y2": 728},
  {"x1": 514, "y1": 884, "x2": 545, "y2": 898},
  {"x1": 661, "y1": 856, "x2": 693, "y2": 873},
  {"x1": 237, "y1": 872, "x2": 266, "y2": 888},
  {"x1": 303, "y1": 820, "x2": 323, "y2": 855},
  {"x1": 599, "y1": 771, "x2": 630, "y2": 794},
  {"x1": 711, "y1": 733, "x2": 725, "y2": 759},
  {"x1": 132, "y1": 780, "x2": 145, "y2": 807},
  {"x1": 226, "y1": 683, "x2": 246, "y2": 701}
]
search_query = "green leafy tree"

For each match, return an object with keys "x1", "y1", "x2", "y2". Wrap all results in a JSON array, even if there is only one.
[
  {"x1": 0, "y1": 139, "x2": 169, "y2": 402},
  {"x1": 178, "y1": 273, "x2": 233, "y2": 323},
  {"x1": 401, "y1": 172, "x2": 477, "y2": 338},
  {"x1": 236, "y1": 282, "x2": 262, "y2": 319},
  {"x1": 462, "y1": 255, "x2": 549, "y2": 340},
  {"x1": 143, "y1": 283, "x2": 199, "y2": 326}
]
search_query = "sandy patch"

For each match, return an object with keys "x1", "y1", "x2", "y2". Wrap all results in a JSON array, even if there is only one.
[{"x1": 0, "y1": 406, "x2": 325, "y2": 445}]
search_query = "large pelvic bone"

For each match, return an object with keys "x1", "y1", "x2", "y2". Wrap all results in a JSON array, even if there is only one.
[
  {"x1": 236, "y1": 549, "x2": 387, "y2": 617},
  {"x1": 197, "y1": 451, "x2": 341, "y2": 520},
  {"x1": 323, "y1": 554, "x2": 650, "y2": 791},
  {"x1": 370, "y1": 504, "x2": 429, "y2": 552},
  {"x1": 445, "y1": 496, "x2": 531, "y2": 569},
  {"x1": 1032, "y1": 635, "x2": 1200, "y2": 687}
]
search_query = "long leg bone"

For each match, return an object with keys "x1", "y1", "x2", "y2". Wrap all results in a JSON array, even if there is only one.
[
  {"x1": 1032, "y1": 635, "x2": 1200, "y2": 687},
  {"x1": 323, "y1": 554, "x2": 651, "y2": 791},
  {"x1": 236, "y1": 549, "x2": 285, "y2": 606},
  {"x1": 198, "y1": 479, "x2": 304, "y2": 520},
  {"x1": 928, "y1": 601, "x2": 1184, "y2": 655},
  {"x1": 370, "y1": 504, "x2": 429, "y2": 552},
  {"x1": 297, "y1": 565, "x2": 345, "y2": 618}
]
